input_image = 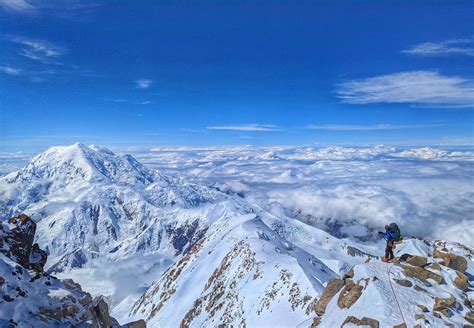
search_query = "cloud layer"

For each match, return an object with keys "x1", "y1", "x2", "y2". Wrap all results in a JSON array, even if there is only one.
[
  {"x1": 1, "y1": 145, "x2": 473, "y2": 246},
  {"x1": 128, "y1": 145, "x2": 474, "y2": 247},
  {"x1": 337, "y1": 71, "x2": 474, "y2": 108}
]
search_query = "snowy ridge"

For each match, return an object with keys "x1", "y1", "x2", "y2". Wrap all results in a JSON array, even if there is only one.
[
  {"x1": 313, "y1": 238, "x2": 473, "y2": 327},
  {"x1": 125, "y1": 206, "x2": 386, "y2": 326},
  {"x1": 128, "y1": 212, "x2": 331, "y2": 327}
]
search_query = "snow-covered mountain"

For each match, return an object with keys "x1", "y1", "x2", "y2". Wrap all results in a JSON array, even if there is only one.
[
  {"x1": 0, "y1": 143, "x2": 230, "y2": 312},
  {"x1": 0, "y1": 143, "x2": 224, "y2": 262},
  {"x1": 1, "y1": 144, "x2": 472, "y2": 327}
]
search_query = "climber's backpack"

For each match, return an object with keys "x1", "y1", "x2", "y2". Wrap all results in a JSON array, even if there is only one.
[{"x1": 389, "y1": 222, "x2": 402, "y2": 241}]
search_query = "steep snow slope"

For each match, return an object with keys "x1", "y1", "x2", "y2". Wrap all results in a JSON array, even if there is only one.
[{"x1": 127, "y1": 209, "x2": 374, "y2": 327}]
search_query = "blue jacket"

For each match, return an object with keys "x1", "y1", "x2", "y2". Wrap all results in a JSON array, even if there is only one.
[{"x1": 382, "y1": 231, "x2": 397, "y2": 241}]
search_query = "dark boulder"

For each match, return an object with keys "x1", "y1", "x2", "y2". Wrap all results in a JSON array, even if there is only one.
[{"x1": 1, "y1": 214, "x2": 36, "y2": 268}]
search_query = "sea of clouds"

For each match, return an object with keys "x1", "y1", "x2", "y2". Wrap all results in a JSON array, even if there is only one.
[
  {"x1": 1, "y1": 145, "x2": 473, "y2": 247},
  {"x1": 132, "y1": 145, "x2": 474, "y2": 247}
]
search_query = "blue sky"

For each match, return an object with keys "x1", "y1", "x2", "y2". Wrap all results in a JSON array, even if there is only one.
[{"x1": 0, "y1": 0, "x2": 473, "y2": 151}]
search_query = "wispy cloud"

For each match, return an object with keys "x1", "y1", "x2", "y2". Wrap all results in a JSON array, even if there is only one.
[
  {"x1": 10, "y1": 36, "x2": 64, "y2": 64},
  {"x1": 104, "y1": 98, "x2": 152, "y2": 105},
  {"x1": 403, "y1": 38, "x2": 474, "y2": 57},
  {"x1": 2, "y1": 35, "x2": 97, "y2": 82},
  {"x1": 135, "y1": 79, "x2": 153, "y2": 89},
  {"x1": 0, "y1": 66, "x2": 21, "y2": 76},
  {"x1": 337, "y1": 71, "x2": 474, "y2": 108},
  {"x1": 306, "y1": 123, "x2": 444, "y2": 131},
  {"x1": 207, "y1": 124, "x2": 280, "y2": 132},
  {"x1": 0, "y1": 0, "x2": 100, "y2": 19},
  {"x1": 0, "y1": 0, "x2": 35, "y2": 13}
]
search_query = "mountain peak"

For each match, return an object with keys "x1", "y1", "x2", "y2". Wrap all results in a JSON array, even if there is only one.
[{"x1": 5, "y1": 143, "x2": 155, "y2": 187}]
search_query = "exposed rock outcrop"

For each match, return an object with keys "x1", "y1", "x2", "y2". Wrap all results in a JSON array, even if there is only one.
[
  {"x1": 314, "y1": 278, "x2": 345, "y2": 315},
  {"x1": 433, "y1": 295, "x2": 461, "y2": 318},
  {"x1": 454, "y1": 272, "x2": 469, "y2": 290},
  {"x1": 341, "y1": 315, "x2": 379, "y2": 328},
  {"x1": 433, "y1": 249, "x2": 468, "y2": 272},
  {"x1": 465, "y1": 311, "x2": 474, "y2": 324},
  {"x1": 405, "y1": 255, "x2": 427, "y2": 267},
  {"x1": 123, "y1": 320, "x2": 147, "y2": 328},
  {"x1": 0, "y1": 214, "x2": 144, "y2": 328},
  {"x1": 393, "y1": 278, "x2": 413, "y2": 287},
  {"x1": 0, "y1": 214, "x2": 37, "y2": 268},
  {"x1": 401, "y1": 265, "x2": 444, "y2": 284},
  {"x1": 337, "y1": 280, "x2": 363, "y2": 309},
  {"x1": 313, "y1": 238, "x2": 473, "y2": 328}
]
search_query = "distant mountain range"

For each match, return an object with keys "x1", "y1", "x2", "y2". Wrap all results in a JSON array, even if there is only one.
[{"x1": 1, "y1": 144, "x2": 472, "y2": 327}]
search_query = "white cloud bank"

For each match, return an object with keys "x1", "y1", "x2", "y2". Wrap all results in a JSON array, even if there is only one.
[
  {"x1": 130, "y1": 145, "x2": 474, "y2": 247},
  {"x1": 403, "y1": 38, "x2": 474, "y2": 57},
  {"x1": 337, "y1": 71, "x2": 474, "y2": 108}
]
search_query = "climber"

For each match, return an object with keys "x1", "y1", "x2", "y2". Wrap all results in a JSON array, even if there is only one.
[{"x1": 378, "y1": 224, "x2": 398, "y2": 262}]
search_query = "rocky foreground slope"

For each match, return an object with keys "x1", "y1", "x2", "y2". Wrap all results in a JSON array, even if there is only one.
[
  {"x1": 0, "y1": 214, "x2": 145, "y2": 327},
  {"x1": 309, "y1": 238, "x2": 474, "y2": 327}
]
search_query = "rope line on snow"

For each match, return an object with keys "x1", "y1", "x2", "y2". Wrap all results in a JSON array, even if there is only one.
[
  {"x1": 295, "y1": 317, "x2": 314, "y2": 328},
  {"x1": 387, "y1": 265, "x2": 407, "y2": 327}
]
